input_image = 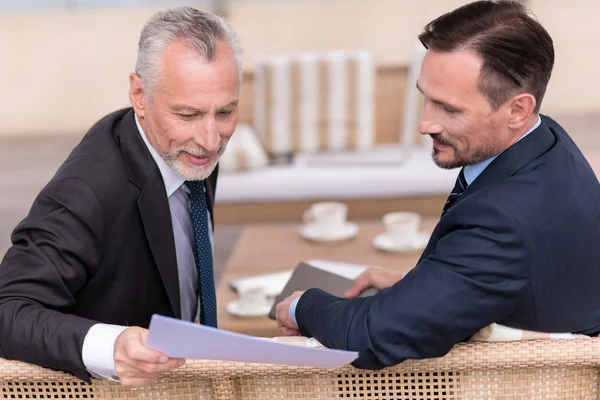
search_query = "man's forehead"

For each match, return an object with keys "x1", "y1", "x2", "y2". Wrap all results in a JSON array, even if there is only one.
[
  {"x1": 156, "y1": 47, "x2": 238, "y2": 94},
  {"x1": 155, "y1": 39, "x2": 238, "y2": 84},
  {"x1": 420, "y1": 49, "x2": 483, "y2": 98}
]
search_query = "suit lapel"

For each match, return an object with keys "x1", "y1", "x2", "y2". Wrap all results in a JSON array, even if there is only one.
[
  {"x1": 137, "y1": 182, "x2": 181, "y2": 319},
  {"x1": 118, "y1": 109, "x2": 181, "y2": 319},
  {"x1": 418, "y1": 116, "x2": 557, "y2": 263},
  {"x1": 452, "y1": 117, "x2": 556, "y2": 209}
]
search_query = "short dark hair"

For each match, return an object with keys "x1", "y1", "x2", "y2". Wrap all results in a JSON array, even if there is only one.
[{"x1": 418, "y1": 0, "x2": 554, "y2": 112}]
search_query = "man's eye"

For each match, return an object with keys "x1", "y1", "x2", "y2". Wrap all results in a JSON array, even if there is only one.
[
  {"x1": 218, "y1": 111, "x2": 233, "y2": 116},
  {"x1": 178, "y1": 114, "x2": 195, "y2": 120},
  {"x1": 443, "y1": 106, "x2": 457, "y2": 113}
]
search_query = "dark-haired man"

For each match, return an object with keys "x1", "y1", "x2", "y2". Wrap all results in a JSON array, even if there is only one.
[{"x1": 276, "y1": 0, "x2": 600, "y2": 369}]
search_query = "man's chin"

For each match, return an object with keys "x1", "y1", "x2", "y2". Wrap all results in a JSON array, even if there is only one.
[
  {"x1": 174, "y1": 160, "x2": 218, "y2": 181},
  {"x1": 432, "y1": 152, "x2": 462, "y2": 170}
]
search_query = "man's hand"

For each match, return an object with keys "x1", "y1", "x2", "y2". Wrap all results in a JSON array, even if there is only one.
[
  {"x1": 344, "y1": 267, "x2": 405, "y2": 298},
  {"x1": 114, "y1": 327, "x2": 185, "y2": 387},
  {"x1": 275, "y1": 291, "x2": 304, "y2": 336}
]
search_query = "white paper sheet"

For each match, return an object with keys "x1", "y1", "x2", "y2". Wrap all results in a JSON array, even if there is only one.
[
  {"x1": 309, "y1": 259, "x2": 370, "y2": 279},
  {"x1": 146, "y1": 314, "x2": 358, "y2": 368}
]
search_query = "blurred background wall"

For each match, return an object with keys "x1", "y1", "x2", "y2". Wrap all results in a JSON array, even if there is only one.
[{"x1": 0, "y1": 0, "x2": 597, "y2": 137}]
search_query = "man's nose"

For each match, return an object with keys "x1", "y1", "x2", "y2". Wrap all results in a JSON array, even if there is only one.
[
  {"x1": 197, "y1": 117, "x2": 220, "y2": 153},
  {"x1": 418, "y1": 103, "x2": 443, "y2": 136}
]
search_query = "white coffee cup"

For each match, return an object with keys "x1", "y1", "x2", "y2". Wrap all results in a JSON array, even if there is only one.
[
  {"x1": 303, "y1": 202, "x2": 348, "y2": 234},
  {"x1": 382, "y1": 211, "x2": 421, "y2": 247},
  {"x1": 237, "y1": 286, "x2": 271, "y2": 312}
]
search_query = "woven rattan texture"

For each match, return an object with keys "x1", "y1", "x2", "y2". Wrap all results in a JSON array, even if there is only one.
[{"x1": 0, "y1": 339, "x2": 598, "y2": 399}]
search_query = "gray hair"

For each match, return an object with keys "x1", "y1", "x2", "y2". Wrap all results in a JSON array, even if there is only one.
[{"x1": 135, "y1": 6, "x2": 243, "y2": 94}]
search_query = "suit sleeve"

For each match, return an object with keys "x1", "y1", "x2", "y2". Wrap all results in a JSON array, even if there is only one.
[
  {"x1": 0, "y1": 177, "x2": 104, "y2": 381},
  {"x1": 296, "y1": 200, "x2": 530, "y2": 369}
]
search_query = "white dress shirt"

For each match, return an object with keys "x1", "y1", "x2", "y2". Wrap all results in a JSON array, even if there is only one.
[{"x1": 81, "y1": 114, "x2": 212, "y2": 380}]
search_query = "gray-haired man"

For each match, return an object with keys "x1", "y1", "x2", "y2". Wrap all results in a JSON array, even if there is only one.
[{"x1": 0, "y1": 7, "x2": 241, "y2": 387}]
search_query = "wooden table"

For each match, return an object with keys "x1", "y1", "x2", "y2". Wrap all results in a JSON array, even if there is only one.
[{"x1": 216, "y1": 219, "x2": 437, "y2": 337}]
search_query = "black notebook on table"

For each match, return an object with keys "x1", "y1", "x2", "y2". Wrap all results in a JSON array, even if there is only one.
[{"x1": 268, "y1": 262, "x2": 378, "y2": 320}]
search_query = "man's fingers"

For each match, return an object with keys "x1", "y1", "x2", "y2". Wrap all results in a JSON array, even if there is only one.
[
  {"x1": 122, "y1": 355, "x2": 185, "y2": 375},
  {"x1": 115, "y1": 327, "x2": 186, "y2": 388},
  {"x1": 116, "y1": 358, "x2": 185, "y2": 385},
  {"x1": 345, "y1": 268, "x2": 404, "y2": 297},
  {"x1": 124, "y1": 341, "x2": 169, "y2": 364},
  {"x1": 281, "y1": 327, "x2": 300, "y2": 336},
  {"x1": 135, "y1": 357, "x2": 185, "y2": 375},
  {"x1": 277, "y1": 318, "x2": 299, "y2": 335},
  {"x1": 276, "y1": 315, "x2": 296, "y2": 333},
  {"x1": 115, "y1": 361, "x2": 160, "y2": 386},
  {"x1": 115, "y1": 327, "x2": 168, "y2": 365},
  {"x1": 345, "y1": 273, "x2": 372, "y2": 298},
  {"x1": 275, "y1": 292, "x2": 304, "y2": 337}
]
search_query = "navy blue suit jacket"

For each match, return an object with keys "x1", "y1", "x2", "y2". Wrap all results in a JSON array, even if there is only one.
[{"x1": 296, "y1": 116, "x2": 600, "y2": 369}]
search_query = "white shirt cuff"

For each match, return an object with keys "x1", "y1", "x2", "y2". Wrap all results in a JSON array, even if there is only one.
[
  {"x1": 82, "y1": 324, "x2": 127, "y2": 381},
  {"x1": 289, "y1": 296, "x2": 301, "y2": 325}
]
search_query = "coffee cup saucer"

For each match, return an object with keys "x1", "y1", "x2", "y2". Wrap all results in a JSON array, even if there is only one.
[
  {"x1": 226, "y1": 298, "x2": 274, "y2": 317},
  {"x1": 299, "y1": 222, "x2": 359, "y2": 242},
  {"x1": 372, "y1": 231, "x2": 430, "y2": 253}
]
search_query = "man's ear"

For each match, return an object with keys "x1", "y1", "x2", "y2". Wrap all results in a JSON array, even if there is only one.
[
  {"x1": 129, "y1": 73, "x2": 146, "y2": 118},
  {"x1": 507, "y1": 93, "x2": 537, "y2": 130}
]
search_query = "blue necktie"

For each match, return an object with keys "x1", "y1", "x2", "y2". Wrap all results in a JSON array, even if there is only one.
[
  {"x1": 185, "y1": 180, "x2": 217, "y2": 327},
  {"x1": 442, "y1": 168, "x2": 468, "y2": 217}
]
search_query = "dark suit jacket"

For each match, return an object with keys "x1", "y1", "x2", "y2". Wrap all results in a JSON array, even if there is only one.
[
  {"x1": 296, "y1": 115, "x2": 600, "y2": 369},
  {"x1": 0, "y1": 108, "x2": 218, "y2": 381}
]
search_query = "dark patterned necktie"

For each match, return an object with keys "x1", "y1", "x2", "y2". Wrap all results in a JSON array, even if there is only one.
[
  {"x1": 185, "y1": 180, "x2": 217, "y2": 327},
  {"x1": 441, "y1": 168, "x2": 468, "y2": 217}
]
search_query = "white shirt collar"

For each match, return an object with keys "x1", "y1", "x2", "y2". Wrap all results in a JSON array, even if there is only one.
[
  {"x1": 463, "y1": 115, "x2": 542, "y2": 185},
  {"x1": 135, "y1": 114, "x2": 185, "y2": 197}
]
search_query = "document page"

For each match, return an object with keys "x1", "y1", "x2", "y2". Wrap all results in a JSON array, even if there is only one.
[{"x1": 146, "y1": 314, "x2": 358, "y2": 368}]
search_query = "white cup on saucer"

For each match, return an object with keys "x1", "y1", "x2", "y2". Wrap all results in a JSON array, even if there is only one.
[
  {"x1": 302, "y1": 201, "x2": 348, "y2": 234},
  {"x1": 383, "y1": 211, "x2": 422, "y2": 247},
  {"x1": 300, "y1": 202, "x2": 358, "y2": 242},
  {"x1": 227, "y1": 286, "x2": 273, "y2": 317},
  {"x1": 373, "y1": 211, "x2": 428, "y2": 252}
]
